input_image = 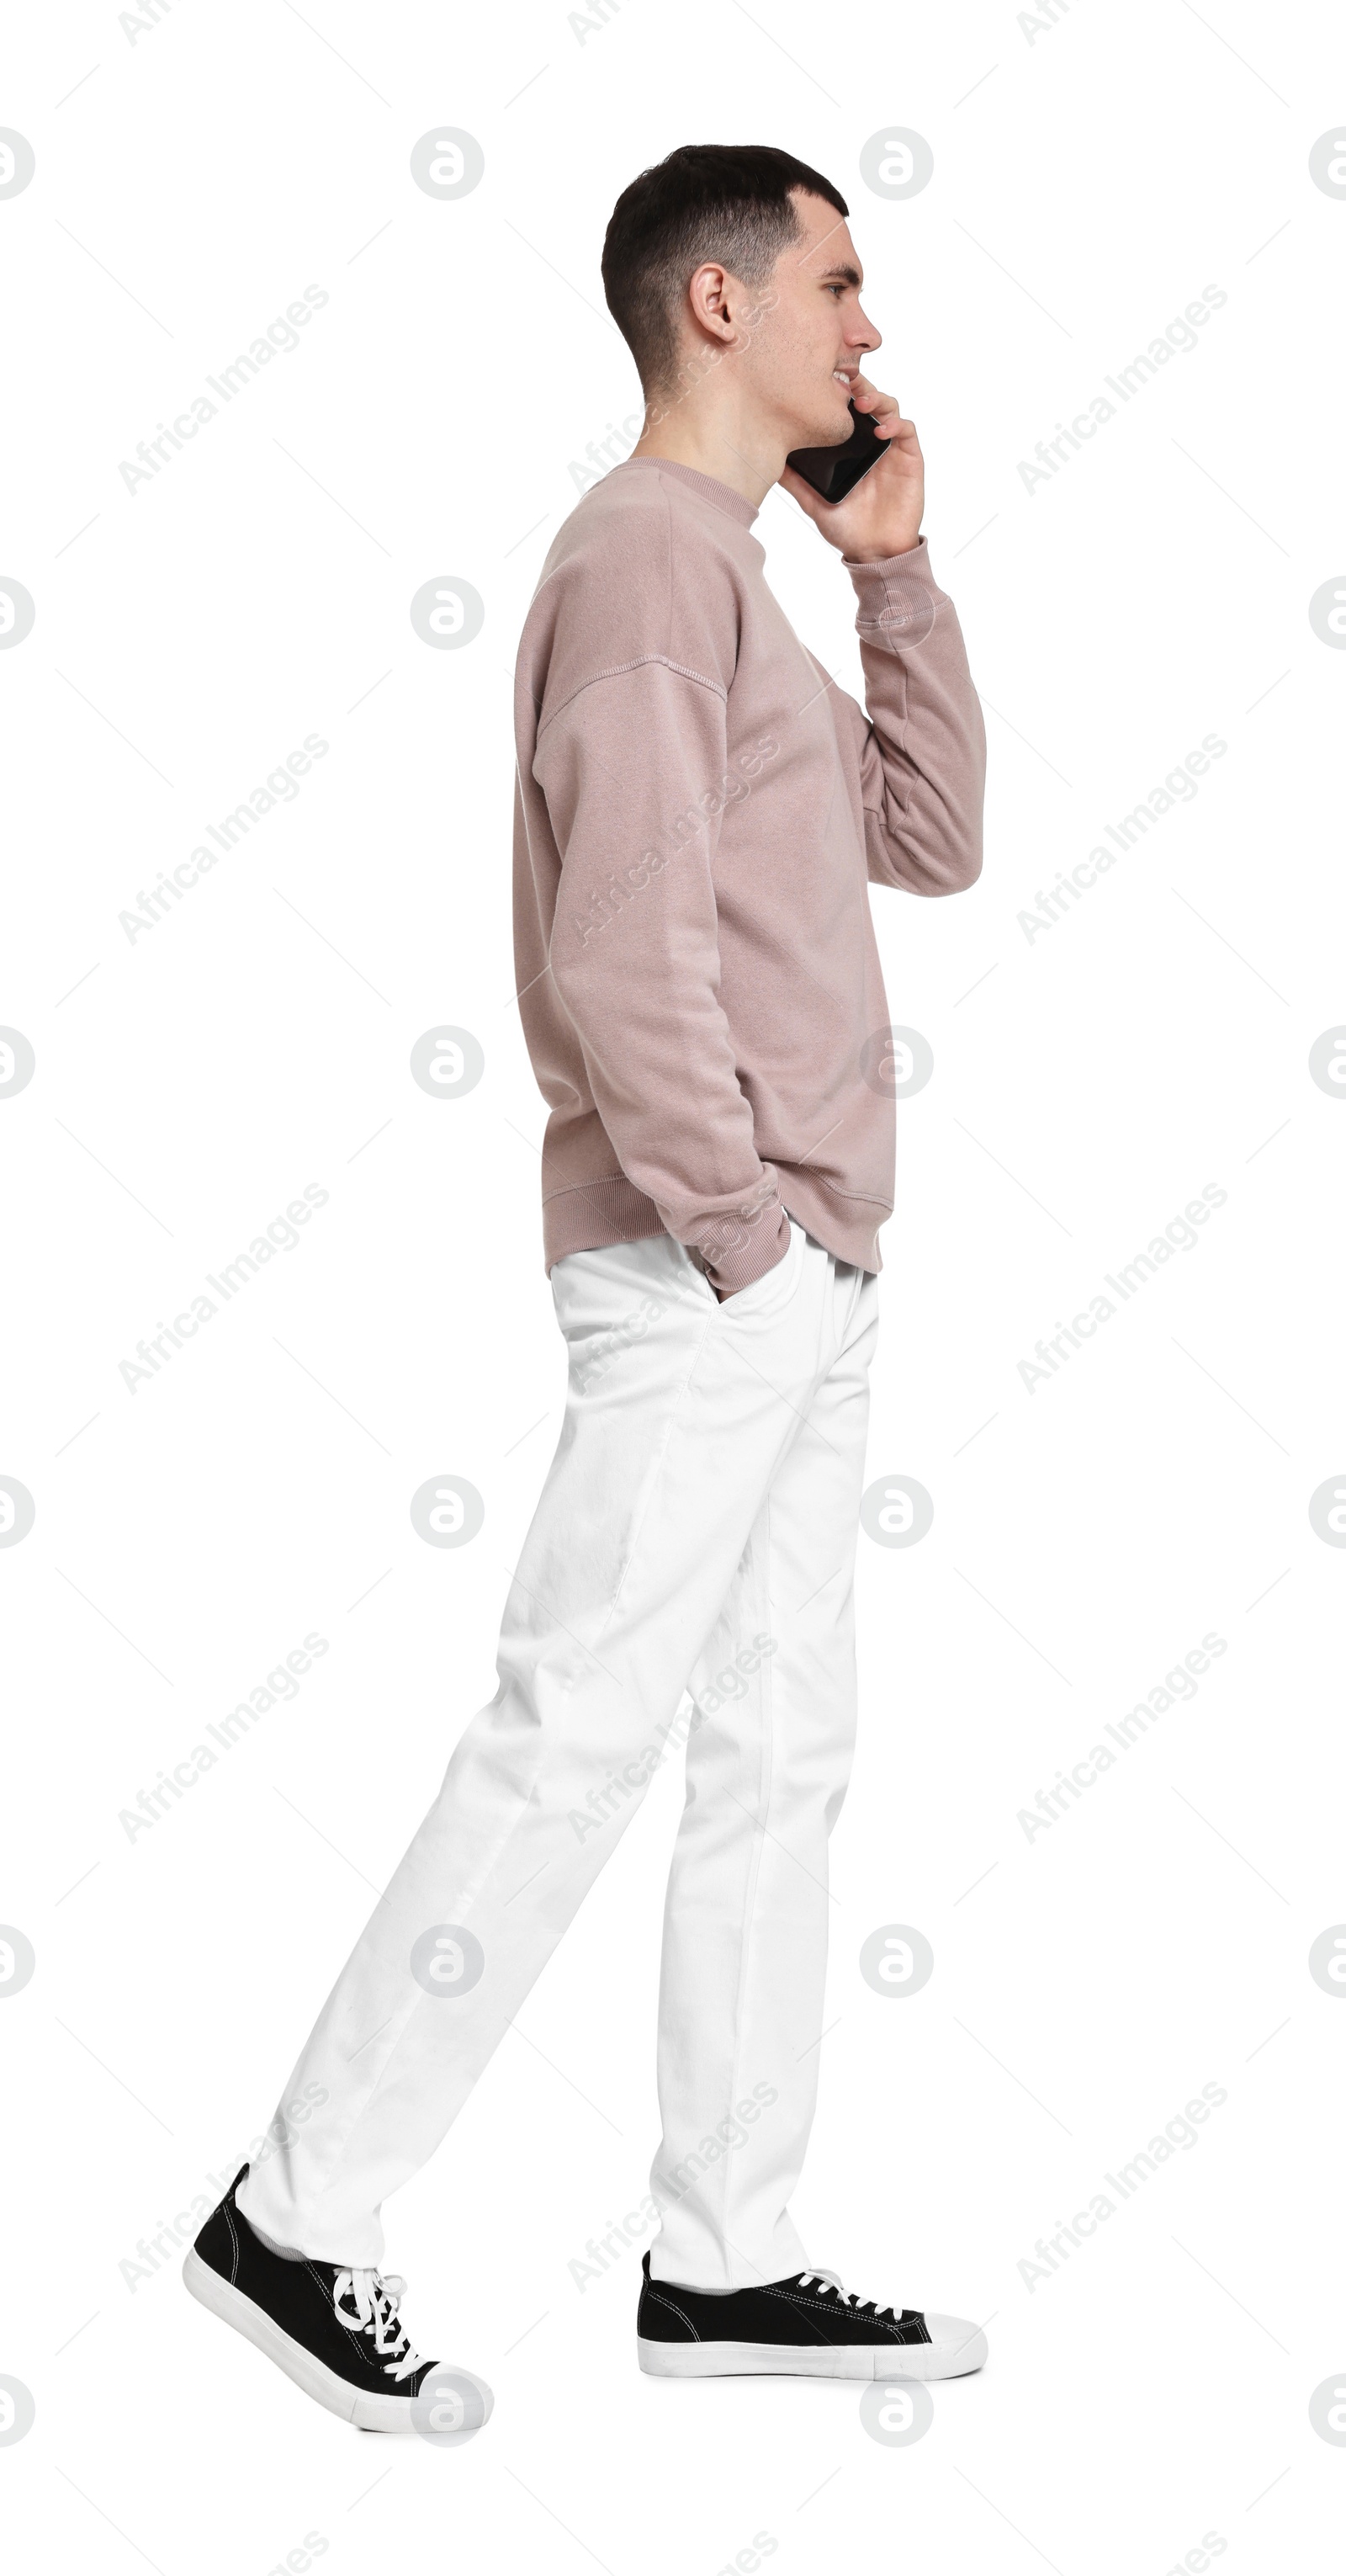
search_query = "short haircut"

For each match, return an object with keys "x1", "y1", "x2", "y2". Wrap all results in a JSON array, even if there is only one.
[{"x1": 601, "y1": 143, "x2": 848, "y2": 399}]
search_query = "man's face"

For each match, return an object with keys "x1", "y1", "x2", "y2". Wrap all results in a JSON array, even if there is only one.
[{"x1": 745, "y1": 189, "x2": 882, "y2": 450}]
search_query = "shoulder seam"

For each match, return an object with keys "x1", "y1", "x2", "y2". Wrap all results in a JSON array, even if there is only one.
[{"x1": 536, "y1": 655, "x2": 728, "y2": 741}]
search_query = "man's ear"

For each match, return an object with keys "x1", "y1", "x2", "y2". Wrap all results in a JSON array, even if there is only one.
[{"x1": 686, "y1": 260, "x2": 739, "y2": 343}]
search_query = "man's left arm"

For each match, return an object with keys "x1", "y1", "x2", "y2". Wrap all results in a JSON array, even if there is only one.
[
  {"x1": 782, "y1": 372, "x2": 986, "y2": 897},
  {"x1": 832, "y1": 538, "x2": 986, "y2": 896}
]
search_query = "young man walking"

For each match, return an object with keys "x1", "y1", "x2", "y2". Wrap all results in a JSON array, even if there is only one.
[{"x1": 185, "y1": 143, "x2": 988, "y2": 2429}]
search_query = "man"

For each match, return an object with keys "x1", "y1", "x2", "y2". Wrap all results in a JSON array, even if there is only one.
[{"x1": 184, "y1": 142, "x2": 988, "y2": 2428}]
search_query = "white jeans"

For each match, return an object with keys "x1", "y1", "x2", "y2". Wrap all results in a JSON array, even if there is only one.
[{"x1": 237, "y1": 1219, "x2": 879, "y2": 2287}]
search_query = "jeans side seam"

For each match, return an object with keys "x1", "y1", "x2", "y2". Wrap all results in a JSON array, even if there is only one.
[{"x1": 714, "y1": 1498, "x2": 774, "y2": 2265}]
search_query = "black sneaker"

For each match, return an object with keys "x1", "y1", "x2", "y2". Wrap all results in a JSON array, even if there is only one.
[
  {"x1": 183, "y1": 2164, "x2": 493, "y2": 2435},
  {"x1": 637, "y1": 2253, "x2": 987, "y2": 2381}
]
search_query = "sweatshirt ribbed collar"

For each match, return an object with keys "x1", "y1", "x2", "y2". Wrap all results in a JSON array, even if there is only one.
[{"x1": 613, "y1": 455, "x2": 760, "y2": 528}]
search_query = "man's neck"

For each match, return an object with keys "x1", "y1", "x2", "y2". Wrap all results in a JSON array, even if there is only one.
[{"x1": 630, "y1": 406, "x2": 782, "y2": 512}]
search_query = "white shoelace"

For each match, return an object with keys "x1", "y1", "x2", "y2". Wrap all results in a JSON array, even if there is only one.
[
  {"x1": 332, "y1": 2268, "x2": 426, "y2": 2382},
  {"x1": 798, "y1": 2268, "x2": 898, "y2": 2320}
]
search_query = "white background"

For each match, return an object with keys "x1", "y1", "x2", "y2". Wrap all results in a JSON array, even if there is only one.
[{"x1": 3, "y1": 2, "x2": 1343, "y2": 2569}]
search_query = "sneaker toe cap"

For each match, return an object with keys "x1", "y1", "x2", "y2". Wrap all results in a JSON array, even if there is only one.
[{"x1": 920, "y1": 2313, "x2": 988, "y2": 2374}]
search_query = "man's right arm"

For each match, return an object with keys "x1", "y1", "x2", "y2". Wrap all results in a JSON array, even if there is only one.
[{"x1": 533, "y1": 647, "x2": 790, "y2": 1300}]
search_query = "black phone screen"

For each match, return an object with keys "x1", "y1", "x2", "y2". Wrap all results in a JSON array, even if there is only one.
[{"x1": 784, "y1": 400, "x2": 886, "y2": 504}]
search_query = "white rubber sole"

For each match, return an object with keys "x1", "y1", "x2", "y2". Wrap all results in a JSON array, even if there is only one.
[
  {"x1": 638, "y1": 2315, "x2": 988, "y2": 2382},
  {"x1": 183, "y1": 2248, "x2": 494, "y2": 2435}
]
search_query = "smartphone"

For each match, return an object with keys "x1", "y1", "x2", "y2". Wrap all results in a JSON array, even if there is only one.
[{"x1": 785, "y1": 399, "x2": 887, "y2": 504}]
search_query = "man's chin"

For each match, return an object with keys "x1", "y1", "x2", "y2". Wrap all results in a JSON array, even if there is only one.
[
  {"x1": 824, "y1": 386, "x2": 858, "y2": 443},
  {"x1": 791, "y1": 402, "x2": 854, "y2": 454}
]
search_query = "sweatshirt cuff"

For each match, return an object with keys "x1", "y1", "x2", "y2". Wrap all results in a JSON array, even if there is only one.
[
  {"x1": 845, "y1": 534, "x2": 941, "y2": 646},
  {"x1": 694, "y1": 1200, "x2": 792, "y2": 1299}
]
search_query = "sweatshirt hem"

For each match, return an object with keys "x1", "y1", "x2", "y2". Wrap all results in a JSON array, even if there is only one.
[{"x1": 542, "y1": 1168, "x2": 889, "y2": 1278}]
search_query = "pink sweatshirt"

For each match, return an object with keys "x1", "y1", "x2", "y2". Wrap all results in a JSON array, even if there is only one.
[{"x1": 511, "y1": 455, "x2": 985, "y2": 1295}]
